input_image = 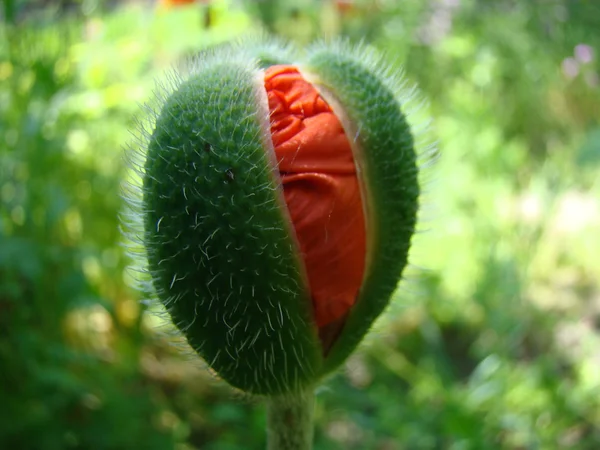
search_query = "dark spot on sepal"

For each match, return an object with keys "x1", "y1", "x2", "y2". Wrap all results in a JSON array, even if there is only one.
[{"x1": 224, "y1": 168, "x2": 235, "y2": 182}]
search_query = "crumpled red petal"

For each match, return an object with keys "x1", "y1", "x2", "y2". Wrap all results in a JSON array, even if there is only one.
[{"x1": 264, "y1": 65, "x2": 366, "y2": 329}]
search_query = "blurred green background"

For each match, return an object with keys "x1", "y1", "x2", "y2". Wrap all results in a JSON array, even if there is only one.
[{"x1": 1, "y1": 0, "x2": 599, "y2": 448}]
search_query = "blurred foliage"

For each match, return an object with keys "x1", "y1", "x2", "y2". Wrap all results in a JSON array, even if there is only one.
[{"x1": 1, "y1": 0, "x2": 600, "y2": 448}]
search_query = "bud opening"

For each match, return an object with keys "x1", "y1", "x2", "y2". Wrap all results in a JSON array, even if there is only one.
[{"x1": 263, "y1": 65, "x2": 367, "y2": 345}]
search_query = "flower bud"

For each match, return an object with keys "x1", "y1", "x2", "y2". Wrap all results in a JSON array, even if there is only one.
[{"x1": 124, "y1": 39, "x2": 419, "y2": 395}]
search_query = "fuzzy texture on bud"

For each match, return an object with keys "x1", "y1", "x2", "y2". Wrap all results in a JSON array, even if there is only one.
[{"x1": 122, "y1": 38, "x2": 420, "y2": 395}]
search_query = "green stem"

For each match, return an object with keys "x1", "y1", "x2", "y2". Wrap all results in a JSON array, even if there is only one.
[{"x1": 266, "y1": 390, "x2": 315, "y2": 450}]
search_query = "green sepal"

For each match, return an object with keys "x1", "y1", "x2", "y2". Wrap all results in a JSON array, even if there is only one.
[
  {"x1": 305, "y1": 44, "x2": 420, "y2": 376},
  {"x1": 142, "y1": 52, "x2": 323, "y2": 395}
]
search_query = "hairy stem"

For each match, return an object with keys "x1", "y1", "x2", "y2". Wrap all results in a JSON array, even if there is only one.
[{"x1": 266, "y1": 390, "x2": 315, "y2": 450}]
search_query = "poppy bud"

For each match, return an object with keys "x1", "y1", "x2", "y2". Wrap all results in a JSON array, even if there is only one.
[{"x1": 124, "y1": 39, "x2": 419, "y2": 395}]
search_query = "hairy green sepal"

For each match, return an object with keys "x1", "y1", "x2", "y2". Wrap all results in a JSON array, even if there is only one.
[
  {"x1": 306, "y1": 47, "x2": 420, "y2": 376},
  {"x1": 143, "y1": 59, "x2": 322, "y2": 395}
]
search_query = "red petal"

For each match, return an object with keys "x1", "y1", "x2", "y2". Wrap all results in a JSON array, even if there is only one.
[{"x1": 264, "y1": 65, "x2": 366, "y2": 329}]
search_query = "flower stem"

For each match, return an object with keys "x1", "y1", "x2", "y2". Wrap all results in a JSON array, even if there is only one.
[{"x1": 266, "y1": 390, "x2": 315, "y2": 450}]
